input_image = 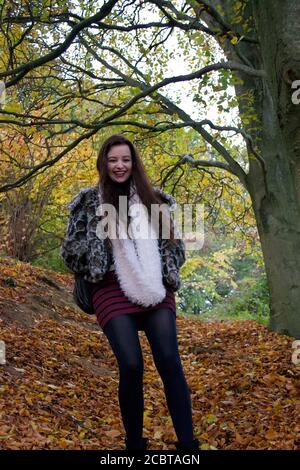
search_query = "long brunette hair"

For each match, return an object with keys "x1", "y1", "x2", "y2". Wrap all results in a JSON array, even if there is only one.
[{"x1": 96, "y1": 134, "x2": 175, "y2": 241}]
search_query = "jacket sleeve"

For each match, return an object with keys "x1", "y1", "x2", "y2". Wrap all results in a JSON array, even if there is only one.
[
  {"x1": 172, "y1": 234, "x2": 186, "y2": 268},
  {"x1": 60, "y1": 193, "x2": 89, "y2": 274},
  {"x1": 170, "y1": 214, "x2": 186, "y2": 268},
  {"x1": 155, "y1": 187, "x2": 186, "y2": 268}
]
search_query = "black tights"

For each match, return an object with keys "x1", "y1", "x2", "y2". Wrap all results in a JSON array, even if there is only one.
[{"x1": 103, "y1": 308, "x2": 194, "y2": 444}]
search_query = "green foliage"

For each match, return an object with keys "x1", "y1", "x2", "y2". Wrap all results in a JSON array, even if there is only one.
[
  {"x1": 177, "y1": 239, "x2": 270, "y2": 324},
  {"x1": 200, "y1": 275, "x2": 270, "y2": 324},
  {"x1": 32, "y1": 246, "x2": 67, "y2": 273}
]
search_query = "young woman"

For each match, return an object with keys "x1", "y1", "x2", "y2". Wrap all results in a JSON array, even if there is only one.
[{"x1": 61, "y1": 134, "x2": 199, "y2": 452}]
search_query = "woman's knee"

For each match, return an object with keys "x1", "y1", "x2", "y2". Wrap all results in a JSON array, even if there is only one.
[
  {"x1": 155, "y1": 350, "x2": 183, "y2": 375},
  {"x1": 119, "y1": 357, "x2": 144, "y2": 379}
]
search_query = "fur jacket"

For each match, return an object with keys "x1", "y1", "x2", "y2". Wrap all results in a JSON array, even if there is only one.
[{"x1": 60, "y1": 185, "x2": 185, "y2": 291}]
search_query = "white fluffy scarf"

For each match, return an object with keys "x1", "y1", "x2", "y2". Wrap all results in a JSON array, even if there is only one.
[{"x1": 97, "y1": 182, "x2": 166, "y2": 307}]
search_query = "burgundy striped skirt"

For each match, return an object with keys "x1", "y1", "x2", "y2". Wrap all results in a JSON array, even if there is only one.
[{"x1": 91, "y1": 270, "x2": 176, "y2": 332}]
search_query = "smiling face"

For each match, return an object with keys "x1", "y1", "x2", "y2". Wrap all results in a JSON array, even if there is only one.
[{"x1": 107, "y1": 144, "x2": 133, "y2": 183}]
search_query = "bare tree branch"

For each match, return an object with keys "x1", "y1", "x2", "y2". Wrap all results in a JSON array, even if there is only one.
[
  {"x1": 0, "y1": 0, "x2": 119, "y2": 87},
  {"x1": 149, "y1": 0, "x2": 258, "y2": 43},
  {"x1": 79, "y1": 36, "x2": 251, "y2": 186}
]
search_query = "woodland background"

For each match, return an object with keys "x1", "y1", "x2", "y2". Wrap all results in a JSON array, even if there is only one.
[{"x1": 0, "y1": 0, "x2": 299, "y2": 450}]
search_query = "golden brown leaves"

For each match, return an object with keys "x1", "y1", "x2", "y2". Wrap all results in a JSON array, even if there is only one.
[{"x1": 0, "y1": 256, "x2": 299, "y2": 450}]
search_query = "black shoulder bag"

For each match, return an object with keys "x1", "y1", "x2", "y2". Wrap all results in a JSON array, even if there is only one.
[{"x1": 73, "y1": 273, "x2": 94, "y2": 315}]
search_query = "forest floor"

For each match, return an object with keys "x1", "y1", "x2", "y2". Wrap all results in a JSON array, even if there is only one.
[{"x1": 0, "y1": 256, "x2": 299, "y2": 450}]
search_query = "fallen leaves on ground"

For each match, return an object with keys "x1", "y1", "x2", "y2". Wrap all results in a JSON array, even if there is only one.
[{"x1": 0, "y1": 256, "x2": 299, "y2": 450}]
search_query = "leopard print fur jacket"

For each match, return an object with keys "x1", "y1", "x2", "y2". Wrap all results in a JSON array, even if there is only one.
[{"x1": 60, "y1": 185, "x2": 185, "y2": 291}]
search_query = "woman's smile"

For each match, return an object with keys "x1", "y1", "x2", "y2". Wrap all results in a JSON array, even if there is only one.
[{"x1": 113, "y1": 170, "x2": 128, "y2": 180}]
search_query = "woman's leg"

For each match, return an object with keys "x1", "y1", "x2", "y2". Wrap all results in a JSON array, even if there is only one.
[
  {"x1": 143, "y1": 308, "x2": 195, "y2": 444},
  {"x1": 103, "y1": 315, "x2": 144, "y2": 443}
]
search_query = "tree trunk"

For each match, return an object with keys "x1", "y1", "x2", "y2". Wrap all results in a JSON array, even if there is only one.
[
  {"x1": 193, "y1": 0, "x2": 300, "y2": 337},
  {"x1": 251, "y1": 195, "x2": 300, "y2": 338},
  {"x1": 248, "y1": 0, "x2": 300, "y2": 337},
  {"x1": 248, "y1": 133, "x2": 300, "y2": 338}
]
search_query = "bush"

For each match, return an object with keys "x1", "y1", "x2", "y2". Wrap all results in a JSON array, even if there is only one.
[
  {"x1": 31, "y1": 247, "x2": 68, "y2": 273},
  {"x1": 177, "y1": 242, "x2": 269, "y2": 324},
  {"x1": 206, "y1": 275, "x2": 270, "y2": 323},
  {"x1": 178, "y1": 274, "x2": 270, "y2": 324}
]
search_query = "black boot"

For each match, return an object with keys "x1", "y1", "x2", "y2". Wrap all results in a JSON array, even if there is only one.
[
  {"x1": 125, "y1": 436, "x2": 148, "y2": 452},
  {"x1": 175, "y1": 438, "x2": 200, "y2": 452}
]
